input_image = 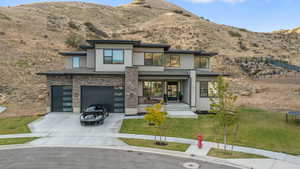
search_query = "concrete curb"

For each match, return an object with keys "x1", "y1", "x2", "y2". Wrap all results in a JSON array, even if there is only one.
[{"x1": 0, "y1": 144, "x2": 248, "y2": 169}]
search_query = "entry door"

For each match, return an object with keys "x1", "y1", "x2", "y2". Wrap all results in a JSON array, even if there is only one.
[
  {"x1": 51, "y1": 86, "x2": 73, "y2": 112},
  {"x1": 167, "y1": 82, "x2": 178, "y2": 101}
]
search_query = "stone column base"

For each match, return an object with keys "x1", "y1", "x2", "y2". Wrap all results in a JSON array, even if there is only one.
[
  {"x1": 191, "y1": 107, "x2": 197, "y2": 112},
  {"x1": 73, "y1": 107, "x2": 80, "y2": 113},
  {"x1": 125, "y1": 107, "x2": 138, "y2": 115},
  {"x1": 46, "y1": 107, "x2": 51, "y2": 113}
]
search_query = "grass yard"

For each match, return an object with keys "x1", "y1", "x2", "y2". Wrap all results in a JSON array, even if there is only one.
[
  {"x1": 120, "y1": 107, "x2": 300, "y2": 155},
  {"x1": 207, "y1": 148, "x2": 267, "y2": 159},
  {"x1": 0, "y1": 116, "x2": 39, "y2": 134},
  {"x1": 119, "y1": 138, "x2": 190, "y2": 152},
  {"x1": 0, "y1": 137, "x2": 37, "y2": 145}
]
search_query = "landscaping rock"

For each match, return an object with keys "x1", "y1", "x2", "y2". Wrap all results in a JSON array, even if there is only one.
[{"x1": 0, "y1": 93, "x2": 7, "y2": 105}]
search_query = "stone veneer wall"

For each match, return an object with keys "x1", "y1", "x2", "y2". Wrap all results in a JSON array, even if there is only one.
[
  {"x1": 72, "y1": 75, "x2": 124, "y2": 113},
  {"x1": 125, "y1": 66, "x2": 139, "y2": 115},
  {"x1": 46, "y1": 75, "x2": 124, "y2": 113}
]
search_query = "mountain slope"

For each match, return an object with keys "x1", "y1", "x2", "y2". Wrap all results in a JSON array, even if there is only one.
[
  {"x1": 0, "y1": 0, "x2": 299, "y2": 116},
  {"x1": 274, "y1": 27, "x2": 300, "y2": 34}
]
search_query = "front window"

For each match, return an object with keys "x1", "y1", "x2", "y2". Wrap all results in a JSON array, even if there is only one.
[
  {"x1": 195, "y1": 56, "x2": 209, "y2": 69},
  {"x1": 72, "y1": 56, "x2": 80, "y2": 68},
  {"x1": 144, "y1": 53, "x2": 163, "y2": 66},
  {"x1": 103, "y1": 49, "x2": 124, "y2": 64},
  {"x1": 200, "y1": 81, "x2": 217, "y2": 97},
  {"x1": 143, "y1": 81, "x2": 163, "y2": 97},
  {"x1": 165, "y1": 55, "x2": 180, "y2": 67}
]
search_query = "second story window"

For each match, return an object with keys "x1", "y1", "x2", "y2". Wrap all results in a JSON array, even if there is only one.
[
  {"x1": 195, "y1": 56, "x2": 209, "y2": 69},
  {"x1": 165, "y1": 55, "x2": 180, "y2": 67},
  {"x1": 72, "y1": 56, "x2": 80, "y2": 68},
  {"x1": 144, "y1": 53, "x2": 163, "y2": 66},
  {"x1": 104, "y1": 49, "x2": 124, "y2": 64}
]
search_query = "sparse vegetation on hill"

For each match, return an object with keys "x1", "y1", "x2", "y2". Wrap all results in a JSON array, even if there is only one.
[{"x1": 0, "y1": 0, "x2": 299, "y2": 116}]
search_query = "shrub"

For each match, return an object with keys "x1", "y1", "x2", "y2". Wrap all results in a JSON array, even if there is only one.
[
  {"x1": 15, "y1": 60, "x2": 31, "y2": 68},
  {"x1": 68, "y1": 21, "x2": 80, "y2": 30},
  {"x1": 84, "y1": 22, "x2": 108, "y2": 38},
  {"x1": 228, "y1": 31, "x2": 242, "y2": 38},
  {"x1": 132, "y1": 0, "x2": 145, "y2": 4},
  {"x1": 0, "y1": 13, "x2": 11, "y2": 21},
  {"x1": 0, "y1": 32, "x2": 5, "y2": 36},
  {"x1": 65, "y1": 33, "x2": 84, "y2": 48}
]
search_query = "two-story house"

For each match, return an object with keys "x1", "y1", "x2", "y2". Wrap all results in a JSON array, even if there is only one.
[{"x1": 38, "y1": 40, "x2": 223, "y2": 116}]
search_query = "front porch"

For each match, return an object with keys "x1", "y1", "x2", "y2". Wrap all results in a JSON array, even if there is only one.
[
  {"x1": 138, "y1": 79, "x2": 191, "y2": 105},
  {"x1": 138, "y1": 103, "x2": 197, "y2": 118}
]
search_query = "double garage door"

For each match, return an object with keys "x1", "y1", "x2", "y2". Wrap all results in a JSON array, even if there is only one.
[{"x1": 51, "y1": 85, "x2": 124, "y2": 113}]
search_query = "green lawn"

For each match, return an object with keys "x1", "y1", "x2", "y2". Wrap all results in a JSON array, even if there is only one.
[
  {"x1": 207, "y1": 148, "x2": 267, "y2": 159},
  {"x1": 119, "y1": 138, "x2": 190, "y2": 152},
  {"x1": 0, "y1": 116, "x2": 39, "y2": 134},
  {"x1": 0, "y1": 137, "x2": 37, "y2": 145},
  {"x1": 120, "y1": 107, "x2": 300, "y2": 155}
]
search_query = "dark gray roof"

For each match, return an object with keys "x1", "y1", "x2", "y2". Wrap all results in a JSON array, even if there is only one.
[
  {"x1": 79, "y1": 45, "x2": 94, "y2": 49},
  {"x1": 139, "y1": 69, "x2": 224, "y2": 76},
  {"x1": 59, "y1": 51, "x2": 87, "y2": 56},
  {"x1": 37, "y1": 68, "x2": 225, "y2": 77},
  {"x1": 165, "y1": 50, "x2": 217, "y2": 56},
  {"x1": 134, "y1": 43, "x2": 170, "y2": 50},
  {"x1": 87, "y1": 40, "x2": 140, "y2": 45},
  {"x1": 196, "y1": 70, "x2": 226, "y2": 76},
  {"x1": 37, "y1": 68, "x2": 125, "y2": 75}
]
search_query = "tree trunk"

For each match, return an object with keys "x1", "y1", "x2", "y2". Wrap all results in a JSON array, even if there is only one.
[
  {"x1": 231, "y1": 123, "x2": 239, "y2": 152},
  {"x1": 224, "y1": 124, "x2": 227, "y2": 151}
]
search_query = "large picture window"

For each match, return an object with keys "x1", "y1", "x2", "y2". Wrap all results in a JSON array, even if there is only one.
[
  {"x1": 144, "y1": 53, "x2": 163, "y2": 66},
  {"x1": 103, "y1": 49, "x2": 124, "y2": 64},
  {"x1": 195, "y1": 56, "x2": 209, "y2": 69},
  {"x1": 165, "y1": 55, "x2": 180, "y2": 67},
  {"x1": 200, "y1": 81, "x2": 217, "y2": 97},
  {"x1": 143, "y1": 81, "x2": 163, "y2": 97}
]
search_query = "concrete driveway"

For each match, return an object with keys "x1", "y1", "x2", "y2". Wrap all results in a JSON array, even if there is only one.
[{"x1": 28, "y1": 112, "x2": 127, "y2": 146}]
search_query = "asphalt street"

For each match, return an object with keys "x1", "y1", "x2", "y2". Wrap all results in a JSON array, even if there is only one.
[{"x1": 0, "y1": 147, "x2": 240, "y2": 169}]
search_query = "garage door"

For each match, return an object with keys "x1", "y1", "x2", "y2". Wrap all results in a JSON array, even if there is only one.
[
  {"x1": 51, "y1": 85, "x2": 73, "y2": 112},
  {"x1": 80, "y1": 86, "x2": 124, "y2": 113}
]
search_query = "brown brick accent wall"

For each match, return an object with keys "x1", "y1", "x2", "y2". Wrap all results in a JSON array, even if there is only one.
[
  {"x1": 125, "y1": 67, "x2": 138, "y2": 108},
  {"x1": 72, "y1": 75, "x2": 124, "y2": 111}
]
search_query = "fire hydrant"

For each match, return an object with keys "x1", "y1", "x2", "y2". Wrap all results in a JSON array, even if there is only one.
[{"x1": 197, "y1": 134, "x2": 203, "y2": 148}]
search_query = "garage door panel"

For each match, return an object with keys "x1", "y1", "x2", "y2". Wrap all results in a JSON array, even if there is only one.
[
  {"x1": 81, "y1": 86, "x2": 119, "y2": 113},
  {"x1": 51, "y1": 85, "x2": 73, "y2": 112}
]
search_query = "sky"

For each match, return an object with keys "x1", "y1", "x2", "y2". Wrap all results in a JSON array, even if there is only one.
[{"x1": 0, "y1": 0, "x2": 299, "y2": 32}]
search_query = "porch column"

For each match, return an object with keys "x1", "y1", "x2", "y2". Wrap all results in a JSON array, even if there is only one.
[
  {"x1": 190, "y1": 70, "x2": 197, "y2": 112},
  {"x1": 125, "y1": 66, "x2": 139, "y2": 115}
]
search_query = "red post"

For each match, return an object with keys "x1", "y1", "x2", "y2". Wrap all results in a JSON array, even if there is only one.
[{"x1": 197, "y1": 134, "x2": 203, "y2": 148}]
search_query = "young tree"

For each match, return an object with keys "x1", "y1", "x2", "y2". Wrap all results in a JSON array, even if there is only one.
[
  {"x1": 209, "y1": 76, "x2": 238, "y2": 151},
  {"x1": 144, "y1": 101, "x2": 167, "y2": 145}
]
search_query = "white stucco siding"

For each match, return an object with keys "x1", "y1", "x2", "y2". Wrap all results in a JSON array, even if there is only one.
[
  {"x1": 65, "y1": 56, "x2": 87, "y2": 69},
  {"x1": 133, "y1": 52, "x2": 144, "y2": 65},
  {"x1": 86, "y1": 49, "x2": 95, "y2": 68},
  {"x1": 196, "y1": 76, "x2": 218, "y2": 111},
  {"x1": 95, "y1": 49, "x2": 133, "y2": 71}
]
